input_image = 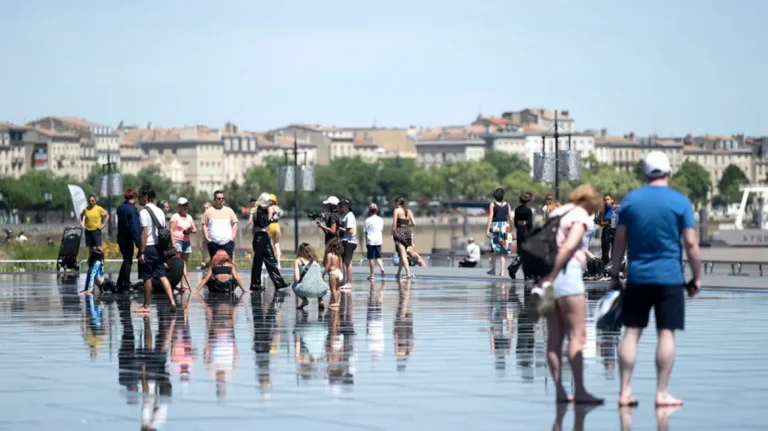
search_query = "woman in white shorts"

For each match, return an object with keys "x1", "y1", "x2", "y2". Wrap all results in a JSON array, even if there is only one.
[{"x1": 534, "y1": 184, "x2": 603, "y2": 405}]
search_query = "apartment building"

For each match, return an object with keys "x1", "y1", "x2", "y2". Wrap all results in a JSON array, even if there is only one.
[
  {"x1": 221, "y1": 130, "x2": 316, "y2": 184},
  {"x1": 414, "y1": 125, "x2": 486, "y2": 168},
  {"x1": 501, "y1": 108, "x2": 576, "y2": 134},
  {"x1": 33, "y1": 128, "x2": 81, "y2": 178},
  {"x1": 594, "y1": 133, "x2": 684, "y2": 172},
  {"x1": 0, "y1": 122, "x2": 27, "y2": 178}
]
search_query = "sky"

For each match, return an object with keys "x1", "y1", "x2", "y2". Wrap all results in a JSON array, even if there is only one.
[{"x1": 1, "y1": 0, "x2": 766, "y2": 136}]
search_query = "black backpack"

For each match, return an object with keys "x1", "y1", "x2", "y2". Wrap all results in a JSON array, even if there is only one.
[
  {"x1": 518, "y1": 209, "x2": 572, "y2": 278},
  {"x1": 146, "y1": 206, "x2": 176, "y2": 261}
]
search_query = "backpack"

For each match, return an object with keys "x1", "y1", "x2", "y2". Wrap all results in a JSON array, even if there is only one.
[
  {"x1": 518, "y1": 209, "x2": 573, "y2": 278},
  {"x1": 145, "y1": 206, "x2": 176, "y2": 261}
]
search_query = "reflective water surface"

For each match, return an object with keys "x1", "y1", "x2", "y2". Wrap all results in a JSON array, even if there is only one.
[{"x1": 0, "y1": 273, "x2": 766, "y2": 430}]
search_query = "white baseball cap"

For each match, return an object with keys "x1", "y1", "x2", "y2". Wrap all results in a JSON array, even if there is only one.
[
  {"x1": 323, "y1": 196, "x2": 340, "y2": 205},
  {"x1": 643, "y1": 151, "x2": 671, "y2": 178},
  {"x1": 177, "y1": 197, "x2": 189, "y2": 205}
]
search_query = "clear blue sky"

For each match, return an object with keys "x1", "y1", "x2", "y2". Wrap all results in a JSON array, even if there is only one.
[{"x1": 1, "y1": 0, "x2": 765, "y2": 136}]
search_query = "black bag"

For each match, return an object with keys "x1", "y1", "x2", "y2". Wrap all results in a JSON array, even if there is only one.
[
  {"x1": 518, "y1": 209, "x2": 572, "y2": 278},
  {"x1": 146, "y1": 207, "x2": 176, "y2": 261},
  {"x1": 507, "y1": 255, "x2": 522, "y2": 280}
]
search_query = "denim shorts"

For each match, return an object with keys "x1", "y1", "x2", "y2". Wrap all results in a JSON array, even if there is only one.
[
  {"x1": 553, "y1": 260, "x2": 586, "y2": 298},
  {"x1": 367, "y1": 245, "x2": 382, "y2": 260},
  {"x1": 138, "y1": 245, "x2": 166, "y2": 282},
  {"x1": 175, "y1": 240, "x2": 192, "y2": 254}
]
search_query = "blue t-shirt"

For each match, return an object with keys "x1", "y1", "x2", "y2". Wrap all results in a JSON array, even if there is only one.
[
  {"x1": 603, "y1": 205, "x2": 616, "y2": 222},
  {"x1": 618, "y1": 185, "x2": 695, "y2": 285}
]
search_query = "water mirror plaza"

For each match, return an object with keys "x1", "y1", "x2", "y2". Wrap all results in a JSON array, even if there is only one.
[{"x1": 0, "y1": 272, "x2": 766, "y2": 431}]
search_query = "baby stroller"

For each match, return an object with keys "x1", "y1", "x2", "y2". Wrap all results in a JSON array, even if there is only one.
[{"x1": 57, "y1": 227, "x2": 83, "y2": 272}]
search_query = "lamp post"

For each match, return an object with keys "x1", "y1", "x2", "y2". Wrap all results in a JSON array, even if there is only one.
[{"x1": 44, "y1": 193, "x2": 52, "y2": 224}]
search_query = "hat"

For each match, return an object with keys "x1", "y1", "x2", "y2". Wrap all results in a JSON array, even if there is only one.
[
  {"x1": 369, "y1": 203, "x2": 378, "y2": 212},
  {"x1": 340, "y1": 198, "x2": 351, "y2": 207},
  {"x1": 269, "y1": 194, "x2": 278, "y2": 204},
  {"x1": 644, "y1": 151, "x2": 671, "y2": 178},
  {"x1": 323, "y1": 196, "x2": 340, "y2": 205},
  {"x1": 177, "y1": 197, "x2": 189, "y2": 205}
]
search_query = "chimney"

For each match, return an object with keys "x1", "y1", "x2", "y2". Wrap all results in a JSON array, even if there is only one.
[{"x1": 600, "y1": 128, "x2": 607, "y2": 138}]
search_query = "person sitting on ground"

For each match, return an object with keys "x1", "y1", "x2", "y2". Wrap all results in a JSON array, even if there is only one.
[
  {"x1": 323, "y1": 238, "x2": 344, "y2": 309},
  {"x1": 292, "y1": 243, "x2": 328, "y2": 311},
  {"x1": 131, "y1": 254, "x2": 192, "y2": 294},
  {"x1": 583, "y1": 249, "x2": 605, "y2": 280},
  {"x1": 196, "y1": 250, "x2": 244, "y2": 294},
  {"x1": 459, "y1": 237, "x2": 481, "y2": 268},
  {"x1": 81, "y1": 249, "x2": 116, "y2": 295}
]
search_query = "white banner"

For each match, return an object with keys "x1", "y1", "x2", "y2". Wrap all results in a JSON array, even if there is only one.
[{"x1": 67, "y1": 184, "x2": 87, "y2": 220}]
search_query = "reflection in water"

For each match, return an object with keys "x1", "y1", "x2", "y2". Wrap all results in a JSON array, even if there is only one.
[
  {"x1": 366, "y1": 281, "x2": 385, "y2": 363},
  {"x1": 515, "y1": 285, "x2": 540, "y2": 381},
  {"x1": 394, "y1": 280, "x2": 414, "y2": 372},
  {"x1": 171, "y1": 294, "x2": 196, "y2": 392},
  {"x1": 488, "y1": 284, "x2": 513, "y2": 375},
  {"x1": 139, "y1": 302, "x2": 175, "y2": 430},
  {"x1": 552, "y1": 403, "x2": 601, "y2": 431},
  {"x1": 117, "y1": 295, "x2": 140, "y2": 405},
  {"x1": 294, "y1": 306, "x2": 327, "y2": 382},
  {"x1": 82, "y1": 294, "x2": 105, "y2": 360},
  {"x1": 252, "y1": 291, "x2": 281, "y2": 397},
  {"x1": 201, "y1": 292, "x2": 241, "y2": 399},
  {"x1": 326, "y1": 291, "x2": 355, "y2": 392},
  {"x1": 58, "y1": 274, "x2": 82, "y2": 317}
]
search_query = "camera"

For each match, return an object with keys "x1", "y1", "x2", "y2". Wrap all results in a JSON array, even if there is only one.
[{"x1": 307, "y1": 211, "x2": 323, "y2": 221}]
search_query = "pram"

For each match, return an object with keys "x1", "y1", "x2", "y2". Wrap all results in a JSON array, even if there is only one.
[{"x1": 57, "y1": 227, "x2": 83, "y2": 272}]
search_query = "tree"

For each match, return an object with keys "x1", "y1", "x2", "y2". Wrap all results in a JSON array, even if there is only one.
[
  {"x1": 632, "y1": 160, "x2": 645, "y2": 182},
  {"x1": 717, "y1": 164, "x2": 749, "y2": 204},
  {"x1": 502, "y1": 170, "x2": 548, "y2": 202},
  {"x1": 442, "y1": 161, "x2": 499, "y2": 200},
  {"x1": 483, "y1": 151, "x2": 530, "y2": 182},
  {"x1": 672, "y1": 161, "x2": 710, "y2": 206}
]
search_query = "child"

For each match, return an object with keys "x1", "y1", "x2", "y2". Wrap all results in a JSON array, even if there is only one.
[
  {"x1": 292, "y1": 243, "x2": 328, "y2": 311},
  {"x1": 81, "y1": 249, "x2": 115, "y2": 295},
  {"x1": 323, "y1": 238, "x2": 345, "y2": 309}
]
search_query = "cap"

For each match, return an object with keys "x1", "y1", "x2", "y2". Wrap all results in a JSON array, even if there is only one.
[
  {"x1": 269, "y1": 194, "x2": 278, "y2": 204},
  {"x1": 323, "y1": 196, "x2": 340, "y2": 205},
  {"x1": 340, "y1": 198, "x2": 351, "y2": 207},
  {"x1": 177, "y1": 197, "x2": 189, "y2": 205},
  {"x1": 644, "y1": 151, "x2": 671, "y2": 178},
  {"x1": 369, "y1": 203, "x2": 378, "y2": 212}
]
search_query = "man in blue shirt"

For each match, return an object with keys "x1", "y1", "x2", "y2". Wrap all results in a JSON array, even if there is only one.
[
  {"x1": 116, "y1": 189, "x2": 142, "y2": 290},
  {"x1": 610, "y1": 151, "x2": 702, "y2": 408}
]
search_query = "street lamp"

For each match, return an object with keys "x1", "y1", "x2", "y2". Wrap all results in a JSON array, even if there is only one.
[{"x1": 44, "y1": 193, "x2": 52, "y2": 224}]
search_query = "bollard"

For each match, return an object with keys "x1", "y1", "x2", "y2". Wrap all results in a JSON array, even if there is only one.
[{"x1": 699, "y1": 209, "x2": 710, "y2": 247}]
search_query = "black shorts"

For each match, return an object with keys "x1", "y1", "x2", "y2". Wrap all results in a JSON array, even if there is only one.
[
  {"x1": 138, "y1": 245, "x2": 166, "y2": 282},
  {"x1": 85, "y1": 229, "x2": 102, "y2": 247},
  {"x1": 366, "y1": 245, "x2": 382, "y2": 260},
  {"x1": 623, "y1": 283, "x2": 685, "y2": 331},
  {"x1": 207, "y1": 241, "x2": 235, "y2": 260},
  {"x1": 342, "y1": 241, "x2": 357, "y2": 266}
]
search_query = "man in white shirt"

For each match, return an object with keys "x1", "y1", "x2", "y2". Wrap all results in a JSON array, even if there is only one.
[
  {"x1": 201, "y1": 190, "x2": 238, "y2": 261},
  {"x1": 135, "y1": 185, "x2": 176, "y2": 315},
  {"x1": 338, "y1": 199, "x2": 357, "y2": 286},
  {"x1": 459, "y1": 238, "x2": 481, "y2": 268},
  {"x1": 364, "y1": 203, "x2": 386, "y2": 280}
]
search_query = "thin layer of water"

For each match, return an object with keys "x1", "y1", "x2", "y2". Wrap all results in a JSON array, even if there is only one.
[{"x1": 0, "y1": 273, "x2": 765, "y2": 430}]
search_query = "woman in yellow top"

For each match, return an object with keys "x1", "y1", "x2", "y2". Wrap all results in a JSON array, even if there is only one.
[{"x1": 267, "y1": 194, "x2": 282, "y2": 266}]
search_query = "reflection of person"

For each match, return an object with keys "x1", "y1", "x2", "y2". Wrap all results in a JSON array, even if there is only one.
[
  {"x1": 394, "y1": 280, "x2": 414, "y2": 371},
  {"x1": 366, "y1": 281, "x2": 385, "y2": 362},
  {"x1": 117, "y1": 296, "x2": 140, "y2": 404},
  {"x1": 82, "y1": 294, "x2": 105, "y2": 360},
  {"x1": 200, "y1": 292, "x2": 242, "y2": 399},
  {"x1": 80, "y1": 194, "x2": 109, "y2": 253},
  {"x1": 252, "y1": 291, "x2": 279, "y2": 396},
  {"x1": 139, "y1": 305, "x2": 175, "y2": 431},
  {"x1": 488, "y1": 285, "x2": 512, "y2": 373},
  {"x1": 534, "y1": 184, "x2": 603, "y2": 405},
  {"x1": 459, "y1": 238, "x2": 481, "y2": 268}
]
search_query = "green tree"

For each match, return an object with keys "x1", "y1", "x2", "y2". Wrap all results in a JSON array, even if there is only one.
[
  {"x1": 632, "y1": 160, "x2": 645, "y2": 182},
  {"x1": 442, "y1": 161, "x2": 499, "y2": 200},
  {"x1": 717, "y1": 164, "x2": 749, "y2": 204},
  {"x1": 672, "y1": 160, "x2": 710, "y2": 206},
  {"x1": 502, "y1": 170, "x2": 548, "y2": 202},
  {"x1": 483, "y1": 151, "x2": 530, "y2": 182}
]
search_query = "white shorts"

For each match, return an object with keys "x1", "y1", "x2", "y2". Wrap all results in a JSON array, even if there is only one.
[{"x1": 329, "y1": 269, "x2": 344, "y2": 283}]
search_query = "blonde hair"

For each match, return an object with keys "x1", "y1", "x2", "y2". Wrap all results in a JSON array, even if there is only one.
[
  {"x1": 256, "y1": 193, "x2": 271, "y2": 208},
  {"x1": 297, "y1": 243, "x2": 317, "y2": 262},
  {"x1": 568, "y1": 185, "x2": 602, "y2": 214}
]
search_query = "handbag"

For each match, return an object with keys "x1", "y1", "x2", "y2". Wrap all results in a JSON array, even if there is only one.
[{"x1": 596, "y1": 289, "x2": 624, "y2": 332}]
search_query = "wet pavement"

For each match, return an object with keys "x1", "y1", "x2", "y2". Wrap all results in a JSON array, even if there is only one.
[{"x1": 0, "y1": 273, "x2": 766, "y2": 430}]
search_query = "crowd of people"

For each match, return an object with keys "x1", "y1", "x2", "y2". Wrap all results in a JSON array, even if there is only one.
[{"x1": 75, "y1": 150, "x2": 702, "y2": 409}]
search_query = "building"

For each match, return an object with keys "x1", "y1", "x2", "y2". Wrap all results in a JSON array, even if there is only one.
[
  {"x1": 0, "y1": 122, "x2": 28, "y2": 178},
  {"x1": 34, "y1": 128, "x2": 81, "y2": 178},
  {"x1": 221, "y1": 128, "x2": 315, "y2": 185},
  {"x1": 501, "y1": 108, "x2": 576, "y2": 133},
  {"x1": 594, "y1": 133, "x2": 684, "y2": 173},
  {"x1": 414, "y1": 126, "x2": 486, "y2": 168}
]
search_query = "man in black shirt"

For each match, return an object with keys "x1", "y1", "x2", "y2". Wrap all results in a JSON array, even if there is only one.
[{"x1": 317, "y1": 196, "x2": 341, "y2": 245}]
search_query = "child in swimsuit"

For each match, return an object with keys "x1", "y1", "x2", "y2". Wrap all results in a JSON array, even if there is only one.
[{"x1": 323, "y1": 238, "x2": 344, "y2": 308}]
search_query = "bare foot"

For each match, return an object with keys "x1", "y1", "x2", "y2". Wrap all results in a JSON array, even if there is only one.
[
  {"x1": 318, "y1": 301, "x2": 325, "y2": 312},
  {"x1": 618, "y1": 392, "x2": 639, "y2": 407},
  {"x1": 79, "y1": 289, "x2": 92, "y2": 295},
  {"x1": 134, "y1": 305, "x2": 150, "y2": 315},
  {"x1": 367, "y1": 275, "x2": 374, "y2": 281},
  {"x1": 655, "y1": 393, "x2": 683, "y2": 407},
  {"x1": 298, "y1": 298, "x2": 309, "y2": 310},
  {"x1": 574, "y1": 392, "x2": 604, "y2": 405}
]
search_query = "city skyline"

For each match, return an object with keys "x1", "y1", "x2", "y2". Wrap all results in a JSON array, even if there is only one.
[{"x1": 1, "y1": 0, "x2": 766, "y2": 136}]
